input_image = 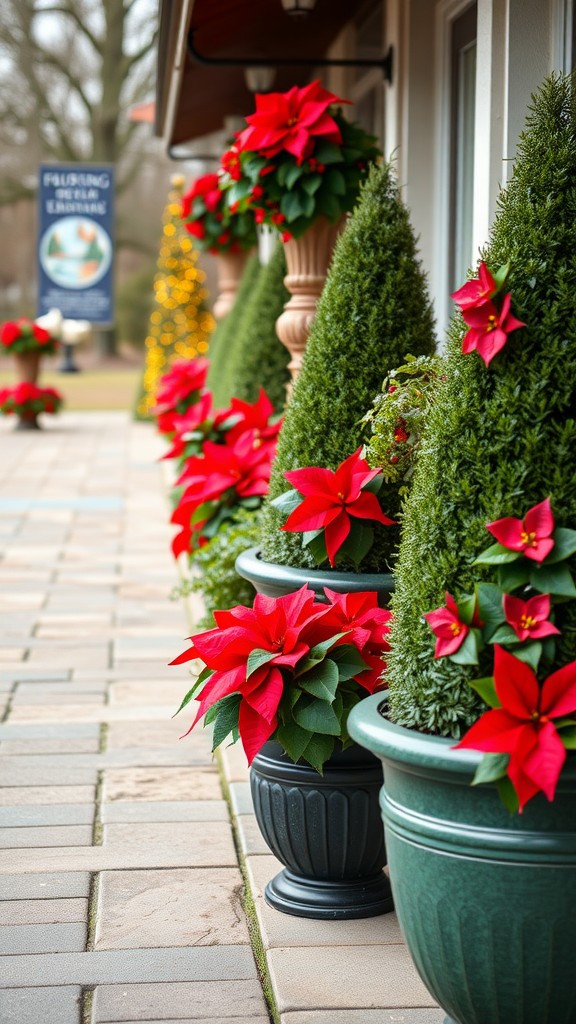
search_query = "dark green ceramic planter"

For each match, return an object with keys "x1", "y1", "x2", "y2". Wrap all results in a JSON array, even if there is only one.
[
  {"x1": 348, "y1": 693, "x2": 576, "y2": 1024},
  {"x1": 235, "y1": 545, "x2": 394, "y2": 604}
]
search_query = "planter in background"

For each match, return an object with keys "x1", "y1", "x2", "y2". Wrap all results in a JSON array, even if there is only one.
[
  {"x1": 213, "y1": 250, "x2": 251, "y2": 320},
  {"x1": 275, "y1": 216, "x2": 344, "y2": 385},
  {"x1": 14, "y1": 351, "x2": 41, "y2": 385},
  {"x1": 235, "y1": 545, "x2": 393, "y2": 605},
  {"x1": 349, "y1": 692, "x2": 576, "y2": 1024}
]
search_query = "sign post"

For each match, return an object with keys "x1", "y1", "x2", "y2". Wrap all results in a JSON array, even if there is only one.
[{"x1": 37, "y1": 164, "x2": 114, "y2": 324}]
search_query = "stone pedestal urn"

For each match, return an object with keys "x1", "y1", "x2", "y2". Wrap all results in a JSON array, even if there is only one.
[
  {"x1": 213, "y1": 250, "x2": 250, "y2": 320},
  {"x1": 276, "y1": 216, "x2": 344, "y2": 384}
]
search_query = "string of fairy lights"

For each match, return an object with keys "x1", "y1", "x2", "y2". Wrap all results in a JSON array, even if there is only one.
[{"x1": 137, "y1": 175, "x2": 216, "y2": 418}]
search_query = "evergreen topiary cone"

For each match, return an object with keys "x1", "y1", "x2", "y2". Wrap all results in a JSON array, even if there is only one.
[
  {"x1": 260, "y1": 161, "x2": 436, "y2": 571},
  {"x1": 387, "y1": 74, "x2": 576, "y2": 737},
  {"x1": 226, "y1": 242, "x2": 290, "y2": 414},
  {"x1": 207, "y1": 254, "x2": 261, "y2": 407}
]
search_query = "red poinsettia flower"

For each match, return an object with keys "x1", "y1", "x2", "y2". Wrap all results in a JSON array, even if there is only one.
[
  {"x1": 155, "y1": 358, "x2": 210, "y2": 413},
  {"x1": 424, "y1": 592, "x2": 471, "y2": 658},
  {"x1": 237, "y1": 80, "x2": 345, "y2": 164},
  {"x1": 185, "y1": 221, "x2": 206, "y2": 241},
  {"x1": 461, "y1": 293, "x2": 526, "y2": 366},
  {"x1": 451, "y1": 261, "x2": 497, "y2": 312},
  {"x1": 281, "y1": 448, "x2": 395, "y2": 567},
  {"x1": 212, "y1": 389, "x2": 282, "y2": 448},
  {"x1": 182, "y1": 173, "x2": 222, "y2": 217},
  {"x1": 171, "y1": 586, "x2": 331, "y2": 762},
  {"x1": 487, "y1": 497, "x2": 555, "y2": 562},
  {"x1": 156, "y1": 390, "x2": 212, "y2": 438},
  {"x1": 503, "y1": 593, "x2": 560, "y2": 643},
  {"x1": 456, "y1": 645, "x2": 576, "y2": 810},
  {"x1": 221, "y1": 145, "x2": 242, "y2": 182},
  {"x1": 0, "y1": 321, "x2": 22, "y2": 347},
  {"x1": 321, "y1": 589, "x2": 393, "y2": 692}
]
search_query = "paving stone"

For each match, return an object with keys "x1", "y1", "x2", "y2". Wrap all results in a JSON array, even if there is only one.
[
  {"x1": 101, "y1": 800, "x2": 228, "y2": 823},
  {"x1": 220, "y1": 742, "x2": 250, "y2": 782},
  {"x1": 0, "y1": 898, "x2": 87, "y2": 925},
  {"x1": 246, "y1": 855, "x2": 403, "y2": 949},
  {"x1": 15, "y1": 681, "x2": 107, "y2": 694},
  {"x1": 102, "y1": 767, "x2": 221, "y2": 802},
  {"x1": 103, "y1": 822, "x2": 237, "y2": 864},
  {"x1": 92, "y1": 980, "x2": 268, "y2": 1021},
  {"x1": 0, "y1": 825, "x2": 93, "y2": 848},
  {"x1": 0, "y1": 872, "x2": 91, "y2": 900},
  {"x1": 0, "y1": 804, "x2": 95, "y2": 827},
  {"x1": 0, "y1": 786, "x2": 95, "y2": 806},
  {"x1": 109, "y1": 680, "x2": 191, "y2": 705},
  {"x1": 0, "y1": 921, "x2": 87, "y2": 953},
  {"x1": 95, "y1": 867, "x2": 248, "y2": 949},
  {"x1": 105, "y1": 721, "x2": 204, "y2": 750},
  {"x1": 281, "y1": 1013, "x2": 445, "y2": 1024},
  {"x1": 1, "y1": 945, "x2": 258, "y2": 986},
  {"x1": 235, "y1": 813, "x2": 270, "y2": 857},
  {"x1": 0, "y1": 985, "x2": 82, "y2": 1024},
  {"x1": 0, "y1": 738, "x2": 100, "y2": 754},
  {"x1": 228, "y1": 781, "x2": 254, "y2": 816},
  {"x1": 267, "y1": 946, "x2": 437, "y2": 1012},
  {"x1": 11, "y1": 693, "x2": 106, "y2": 705},
  {"x1": 0, "y1": 767, "x2": 97, "y2": 786},
  {"x1": 103, "y1": 1019, "x2": 269, "y2": 1024},
  {"x1": 0, "y1": 723, "x2": 99, "y2": 738}
]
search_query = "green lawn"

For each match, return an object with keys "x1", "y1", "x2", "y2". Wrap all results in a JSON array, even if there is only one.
[{"x1": 0, "y1": 363, "x2": 143, "y2": 412}]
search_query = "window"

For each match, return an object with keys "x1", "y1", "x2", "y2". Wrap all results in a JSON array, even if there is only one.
[{"x1": 449, "y1": 3, "x2": 477, "y2": 291}]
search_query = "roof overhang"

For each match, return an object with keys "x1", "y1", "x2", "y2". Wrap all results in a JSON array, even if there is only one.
[{"x1": 156, "y1": 0, "x2": 358, "y2": 150}]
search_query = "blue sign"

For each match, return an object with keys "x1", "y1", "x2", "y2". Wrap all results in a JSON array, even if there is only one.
[{"x1": 37, "y1": 164, "x2": 114, "y2": 324}]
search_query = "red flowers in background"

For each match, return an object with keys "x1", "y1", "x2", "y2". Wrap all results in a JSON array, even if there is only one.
[
  {"x1": 275, "y1": 448, "x2": 395, "y2": 568},
  {"x1": 0, "y1": 383, "x2": 63, "y2": 417},
  {"x1": 181, "y1": 172, "x2": 257, "y2": 255},
  {"x1": 451, "y1": 261, "x2": 526, "y2": 366},
  {"x1": 154, "y1": 357, "x2": 210, "y2": 413},
  {"x1": 171, "y1": 585, "x2": 392, "y2": 769},
  {"x1": 237, "y1": 81, "x2": 345, "y2": 164},
  {"x1": 424, "y1": 593, "x2": 471, "y2": 658},
  {"x1": 0, "y1": 318, "x2": 59, "y2": 356},
  {"x1": 456, "y1": 646, "x2": 576, "y2": 810},
  {"x1": 487, "y1": 497, "x2": 555, "y2": 562}
]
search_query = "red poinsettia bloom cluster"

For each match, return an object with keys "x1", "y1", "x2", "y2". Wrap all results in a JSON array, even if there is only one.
[
  {"x1": 0, "y1": 383, "x2": 63, "y2": 417},
  {"x1": 171, "y1": 585, "x2": 392, "y2": 768},
  {"x1": 456, "y1": 646, "x2": 576, "y2": 811},
  {"x1": 277, "y1": 448, "x2": 395, "y2": 568},
  {"x1": 181, "y1": 172, "x2": 257, "y2": 255},
  {"x1": 424, "y1": 497, "x2": 576, "y2": 811},
  {"x1": 451, "y1": 261, "x2": 525, "y2": 366},
  {"x1": 0, "y1": 318, "x2": 59, "y2": 356},
  {"x1": 154, "y1": 358, "x2": 212, "y2": 438},
  {"x1": 237, "y1": 81, "x2": 345, "y2": 164}
]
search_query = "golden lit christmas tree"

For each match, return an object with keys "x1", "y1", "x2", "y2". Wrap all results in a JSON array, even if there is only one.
[{"x1": 137, "y1": 175, "x2": 216, "y2": 418}]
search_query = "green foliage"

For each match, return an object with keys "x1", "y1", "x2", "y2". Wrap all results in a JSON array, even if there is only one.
[
  {"x1": 207, "y1": 255, "x2": 261, "y2": 407},
  {"x1": 387, "y1": 74, "x2": 576, "y2": 737},
  {"x1": 260, "y1": 162, "x2": 436, "y2": 570},
  {"x1": 176, "y1": 507, "x2": 259, "y2": 627},
  {"x1": 226, "y1": 242, "x2": 290, "y2": 413}
]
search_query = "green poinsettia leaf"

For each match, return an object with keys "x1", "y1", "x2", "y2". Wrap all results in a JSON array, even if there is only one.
[
  {"x1": 496, "y1": 776, "x2": 519, "y2": 814},
  {"x1": 246, "y1": 648, "x2": 278, "y2": 679},
  {"x1": 529, "y1": 561, "x2": 576, "y2": 597},
  {"x1": 449, "y1": 629, "x2": 479, "y2": 665},
  {"x1": 325, "y1": 168, "x2": 346, "y2": 196},
  {"x1": 457, "y1": 592, "x2": 477, "y2": 627},
  {"x1": 361, "y1": 474, "x2": 383, "y2": 495},
  {"x1": 303, "y1": 529, "x2": 329, "y2": 565},
  {"x1": 172, "y1": 666, "x2": 212, "y2": 717},
  {"x1": 315, "y1": 190, "x2": 341, "y2": 220},
  {"x1": 544, "y1": 527, "x2": 576, "y2": 564},
  {"x1": 510, "y1": 640, "x2": 542, "y2": 672},
  {"x1": 270, "y1": 488, "x2": 302, "y2": 516},
  {"x1": 240, "y1": 496, "x2": 262, "y2": 511},
  {"x1": 301, "y1": 174, "x2": 323, "y2": 196},
  {"x1": 299, "y1": 659, "x2": 339, "y2": 702},
  {"x1": 293, "y1": 696, "x2": 342, "y2": 735},
  {"x1": 471, "y1": 752, "x2": 509, "y2": 786},
  {"x1": 275, "y1": 721, "x2": 312, "y2": 763},
  {"x1": 300, "y1": 733, "x2": 335, "y2": 773},
  {"x1": 560, "y1": 727, "x2": 576, "y2": 749},
  {"x1": 338, "y1": 521, "x2": 374, "y2": 568},
  {"x1": 489, "y1": 623, "x2": 521, "y2": 645},
  {"x1": 469, "y1": 676, "x2": 500, "y2": 708},
  {"x1": 475, "y1": 582, "x2": 506, "y2": 637},
  {"x1": 299, "y1": 191, "x2": 316, "y2": 219},
  {"x1": 330, "y1": 644, "x2": 369, "y2": 681},
  {"x1": 280, "y1": 191, "x2": 305, "y2": 223},
  {"x1": 313, "y1": 140, "x2": 343, "y2": 164},
  {"x1": 211, "y1": 693, "x2": 242, "y2": 751},
  {"x1": 473, "y1": 542, "x2": 520, "y2": 565},
  {"x1": 296, "y1": 633, "x2": 347, "y2": 675},
  {"x1": 492, "y1": 262, "x2": 510, "y2": 292},
  {"x1": 285, "y1": 163, "x2": 305, "y2": 190},
  {"x1": 496, "y1": 560, "x2": 531, "y2": 591}
]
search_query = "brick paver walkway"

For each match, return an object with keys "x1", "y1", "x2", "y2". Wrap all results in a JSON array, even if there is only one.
[
  {"x1": 0, "y1": 412, "x2": 269, "y2": 1024},
  {"x1": 0, "y1": 410, "x2": 444, "y2": 1024}
]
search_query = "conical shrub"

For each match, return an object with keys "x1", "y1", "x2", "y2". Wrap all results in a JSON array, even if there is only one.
[
  {"x1": 226, "y1": 242, "x2": 290, "y2": 413},
  {"x1": 207, "y1": 254, "x2": 261, "y2": 407},
  {"x1": 260, "y1": 161, "x2": 436, "y2": 570},
  {"x1": 387, "y1": 74, "x2": 576, "y2": 737}
]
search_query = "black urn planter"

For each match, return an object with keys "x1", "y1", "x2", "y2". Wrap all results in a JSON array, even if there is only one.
[
  {"x1": 236, "y1": 545, "x2": 394, "y2": 919},
  {"x1": 251, "y1": 741, "x2": 393, "y2": 919},
  {"x1": 235, "y1": 545, "x2": 394, "y2": 604}
]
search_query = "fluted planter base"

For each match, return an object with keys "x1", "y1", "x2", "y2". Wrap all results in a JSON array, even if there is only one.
[
  {"x1": 14, "y1": 351, "x2": 41, "y2": 385},
  {"x1": 250, "y1": 741, "x2": 393, "y2": 920},
  {"x1": 15, "y1": 415, "x2": 40, "y2": 431}
]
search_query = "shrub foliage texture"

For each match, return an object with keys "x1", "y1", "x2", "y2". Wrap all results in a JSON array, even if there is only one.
[
  {"x1": 207, "y1": 254, "x2": 261, "y2": 408},
  {"x1": 260, "y1": 162, "x2": 436, "y2": 570},
  {"x1": 387, "y1": 75, "x2": 576, "y2": 737}
]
